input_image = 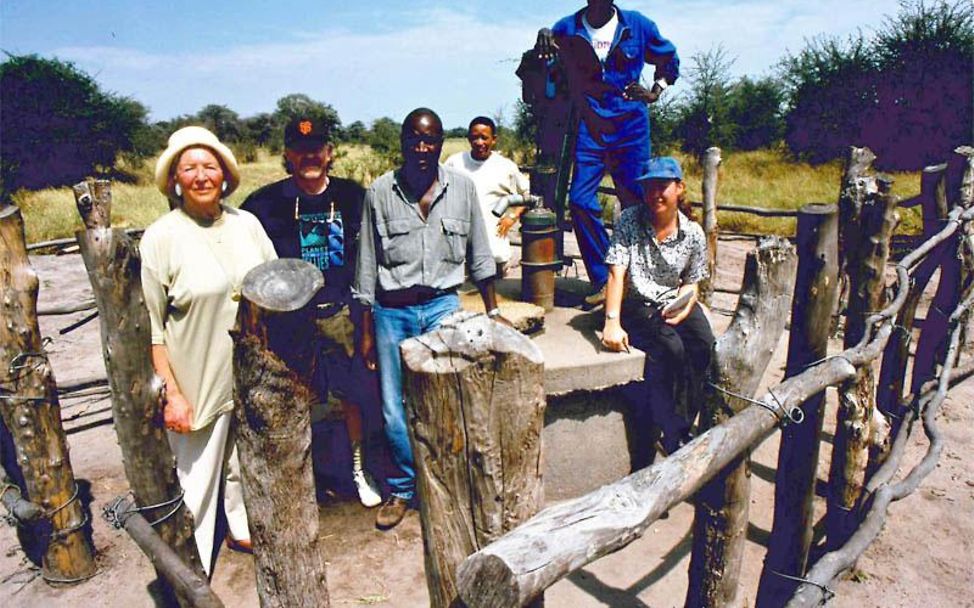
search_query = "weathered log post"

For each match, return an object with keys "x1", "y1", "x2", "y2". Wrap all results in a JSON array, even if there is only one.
[
  {"x1": 71, "y1": 181, "x2": 205, "y2": 595},
  {"x1": 0, "y1": 204, "x2": 97, "y2": 581},
  {"x1": 876, "y1": 164, "x2": 949, "y2": 425},
  {"x1": 911, "y1": 147, "x2": 974, "y2": 393},
  {"x1": 402, "y1": 311, "x2": 546, "y2": 608},
  {"x1": 685, "y1": 237, "x2": 797, "y2": 608},
  {"x1": 756, "y1": 204, "x2": 839, "y2": 607},
  {"x1": 699, "y1": 147, "x2": 722, "y2": 305},
  {"x1": 832, "y1": 147, "x2": 878, "y2": 336},
  {"x1": 231, "y1": 258, "x2": 330, "y2": 608},
  {"x1": 826, "y1": 170, "x2": 898, "y2": 548}
]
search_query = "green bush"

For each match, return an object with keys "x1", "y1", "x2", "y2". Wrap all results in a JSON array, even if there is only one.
[
  {"x1": 0, "y1": 54, "x2": 154, "y2": 199},
  {"x1": 780, "y1": 0, "x2": 973, "y2": 169}
]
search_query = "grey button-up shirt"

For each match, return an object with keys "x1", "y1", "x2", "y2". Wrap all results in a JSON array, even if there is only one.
[{"x1": 353, "y1": 166, "x2": 496, "y2": 306}]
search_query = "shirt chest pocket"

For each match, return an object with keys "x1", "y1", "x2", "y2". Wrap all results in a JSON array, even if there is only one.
[
  {"x1": 441, "y1": 217, "x2": 470, "y2": 264},
  {"x1": 609, "y1": 37, "x2": 642, "y2": 75},
  {"x1": 377, "y1": 217, "x2": 421, "y2": 266}
]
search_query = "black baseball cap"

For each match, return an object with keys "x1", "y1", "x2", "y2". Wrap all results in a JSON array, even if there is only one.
[{"x1": 284, "y1": 117, "x2": 330, "y2": 148}]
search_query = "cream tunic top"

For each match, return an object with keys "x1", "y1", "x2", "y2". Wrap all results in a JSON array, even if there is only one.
[{"x1": 140, "y1": 205, "x2": 277, "y2": 430}]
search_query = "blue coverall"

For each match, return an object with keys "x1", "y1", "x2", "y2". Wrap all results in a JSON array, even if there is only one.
[{"x1": 551, "y1": 7, "x2": 679, "y2": 290}]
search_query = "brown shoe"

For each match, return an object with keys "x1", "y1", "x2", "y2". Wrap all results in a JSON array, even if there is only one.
[
  {"x1": 375, "y1": 496, "x2": 409, "y2": 530},
  {"x1": 225, "y1": 536, "x2": 253, "y2": 554},
  {"x1": 583, "y1": 285, "x2": 607, "y2": 308}
]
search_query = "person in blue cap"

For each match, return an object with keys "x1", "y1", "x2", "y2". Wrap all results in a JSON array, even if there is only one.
[
  {"x1": 600, "y1": 157, "x2": 712, "y2": 459},
  {"x1": 535, "y1": 0, "x2": 680, "y2": 306}
]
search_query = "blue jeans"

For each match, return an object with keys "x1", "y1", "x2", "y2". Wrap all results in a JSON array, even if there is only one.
[
  {"x1": 570, "y1": 120, "x2": 650, "y2": 290},
  {"x1": 372, "y1": 293, "x2": 460, "y2": 500}
]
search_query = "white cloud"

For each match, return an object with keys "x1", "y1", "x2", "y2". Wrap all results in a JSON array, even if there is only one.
[
  {"x1": 50, "y1": 1, "x2": 904, "y2": 124},
  {"x1": 54, "y1": 9, "x2": 539, "y2": 126},
  {"x1": 633, "y1": 0, "x2": 898, "y2": 79}
]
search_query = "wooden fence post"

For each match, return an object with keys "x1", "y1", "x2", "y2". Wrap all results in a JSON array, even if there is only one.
[
  {"x1": 71, "y1": 180, "x2": 206, "y2": 599},
  {"x1": 827, "y1": 164, "x2": 898, "y2": 548},
  {"x1": 0, "y1": 204, "x2": 97, "y2": 582},
  {"x1": 911, "y1": 147, "x2": 974, "y2": 392},
  {"x1": 231, "y1": 258, "x2": 331, "y2": 608},
  {"x1": 756, "y1": 204, "x2": 839, "y2": 606},
  {"x1": 834, "y1": 147, "x2": 878, "y2": 310},
  {"x1": 876, "y1": 164, "x2": 949, "y2": 427},
  {"x1": 402, "y1": 311, "x2": 546, "y2": 608},
  {"x1": 699, "y1": 147, "x2": 721, "y2": 305},
  {"x1": 685, "y1": 237, "x2": 797, "y2": 608}
]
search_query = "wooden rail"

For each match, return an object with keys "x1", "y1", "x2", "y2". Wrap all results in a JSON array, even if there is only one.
[{"x1": 455, "y1": 148, "x2": 974, "y2": 607}]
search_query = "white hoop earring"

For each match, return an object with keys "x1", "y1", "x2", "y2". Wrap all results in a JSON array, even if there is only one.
[
  {"x1": 221, "y1": 181, "x2": 228, "y2": 193},
  {"x1": 174, "y1": 183, "x2": 182, "y2": 197}
]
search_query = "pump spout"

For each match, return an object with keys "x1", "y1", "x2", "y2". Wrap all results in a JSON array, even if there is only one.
[{"x1": 492, "y1": 194, "x2": 543, "y2": 217}]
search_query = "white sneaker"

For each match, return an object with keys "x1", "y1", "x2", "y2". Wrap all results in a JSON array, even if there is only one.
[{"x1": 353, "y1": 469, "x2": 382, "y2": 508}]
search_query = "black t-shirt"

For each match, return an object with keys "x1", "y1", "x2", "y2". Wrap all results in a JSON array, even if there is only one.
[{"x1": 241, "y1": 176, "x2": 365, "y2": 306}]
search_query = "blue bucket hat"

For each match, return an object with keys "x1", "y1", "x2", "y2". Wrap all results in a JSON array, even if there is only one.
[{"x1": 637, "y1": 157, "x2": 683, "y2": 182}]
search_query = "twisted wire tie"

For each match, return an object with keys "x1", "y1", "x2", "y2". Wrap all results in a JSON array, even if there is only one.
[{"x1": 768, "y1": 569, "x2": 835, "y2": 602}]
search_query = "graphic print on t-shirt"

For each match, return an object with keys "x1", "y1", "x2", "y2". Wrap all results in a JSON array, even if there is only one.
[
  {"x1": 299, "y1": 210, "x2": 344, "y2": 271},
  {"x1": 592, "y1": 39, "x2": 612, "y2": 56}
]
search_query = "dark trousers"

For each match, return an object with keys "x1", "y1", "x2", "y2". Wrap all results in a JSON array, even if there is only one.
[{"x1": 625, "y1": 303, "x2": 714, "y2": 442}]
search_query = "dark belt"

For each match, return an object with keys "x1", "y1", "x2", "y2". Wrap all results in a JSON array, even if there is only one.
[{"x1": 377, "y1": 286, "x2": 456, "y2": 308}]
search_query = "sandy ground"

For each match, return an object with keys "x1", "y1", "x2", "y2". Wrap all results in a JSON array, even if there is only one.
[{"x1": 1, "y1": 238, "x2": 972, "y2": 608}]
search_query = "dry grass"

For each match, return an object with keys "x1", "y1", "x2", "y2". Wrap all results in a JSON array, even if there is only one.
[
  {"x1": 679, "y1": 149, "x2": 923, "y2": 235},
  {"x1": 597, "y1": 148, "x2": 922, "y2": 235},
  {"x1": 13, "y1": 144, "x2": 924, "y2": 245}
]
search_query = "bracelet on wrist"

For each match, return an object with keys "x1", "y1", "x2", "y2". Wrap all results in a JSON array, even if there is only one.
[{"x1": 487, "y1": 307, "x2": 502, "y2": 318}]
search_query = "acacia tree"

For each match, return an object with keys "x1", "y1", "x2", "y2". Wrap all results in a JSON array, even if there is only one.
[
  {"x1": 195, "y1": 104, "x2": 243, "y2": 143},
  {"x1": 781, "y1": 0, "x2": 973, "y2": 169},
  {"x1": 243, "y1": 113, "x2": 276, "y2": 148},
  {"x1": 273, "y1": 94, "x2": 342, "y2": 141},
  {"x1": 866, "y1": 0, "x2": 973, "y2": 168},
  {"x1": 677, "y1": 46, "x2": 738, "y2": 157},
  {"x1": 342, "y1": 120, "x2": 368, "y2": 144},
  {"x1": 368, "y1": 117, "x2": 402, "y2": 161},
  {"x1": 0, "y1": 54, "x2": 153, "y2": 198},
  {"x1": 728, "y1": 76, "x2": 786, "y2": 151}
]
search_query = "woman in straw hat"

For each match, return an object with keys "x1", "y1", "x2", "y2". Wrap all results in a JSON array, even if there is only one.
[{"x1": 140, "y1": 126, "x2": 277, "y2": 572}]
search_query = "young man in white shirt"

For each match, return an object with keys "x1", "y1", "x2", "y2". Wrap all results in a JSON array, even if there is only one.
[{"x1": 444, "y1": 116, "x2": 531, "y2": 277}]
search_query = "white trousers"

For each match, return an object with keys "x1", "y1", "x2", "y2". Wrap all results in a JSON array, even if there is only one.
[{"x1": 168, "y1": 412, "x2": 249, "y2": 575}]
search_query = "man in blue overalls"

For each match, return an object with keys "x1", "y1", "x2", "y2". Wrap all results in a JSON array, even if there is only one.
[{"x1": 536, "y1": 0, "x2": 680, "y2": 306}]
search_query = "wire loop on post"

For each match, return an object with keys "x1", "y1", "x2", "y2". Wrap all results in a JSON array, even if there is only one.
[
  {"x1": 8, "y1": 337, "x2": 54, "y2": 375},
  {"x1": 43, "y1": 482, "x2": 80, "y2": 519},
  {"x1": 707, "y1": 382, "x2": 802, "y2": 426},
  {"x1": 770, "y1": 569, "x2": 835, "y2": 603},
  {"x1": 102, "y1": 491, "x2": 186, "y2": 530}
]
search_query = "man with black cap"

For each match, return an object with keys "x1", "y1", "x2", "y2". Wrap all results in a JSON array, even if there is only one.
[{"x1": 241, "y1": 116, "x2": 383, "y2": 508}]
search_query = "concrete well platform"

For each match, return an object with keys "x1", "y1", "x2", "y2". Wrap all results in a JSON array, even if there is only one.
[{"x1": 463, "y1": 274, "x2": 649, "y2": 501}]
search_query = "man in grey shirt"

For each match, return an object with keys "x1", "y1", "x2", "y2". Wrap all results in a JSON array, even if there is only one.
[{"x1": 354, "y1": 107, "x2": 507, "y2": 529}]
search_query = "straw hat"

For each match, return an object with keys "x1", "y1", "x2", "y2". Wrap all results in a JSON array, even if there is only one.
[{"x1": 154, "y1": 126, "x2": 240, "y2": 197}]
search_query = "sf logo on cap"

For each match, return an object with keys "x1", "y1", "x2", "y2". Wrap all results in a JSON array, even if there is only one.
[{"x1": 299, "y1": 120, "x2": 313, "y2": 135}]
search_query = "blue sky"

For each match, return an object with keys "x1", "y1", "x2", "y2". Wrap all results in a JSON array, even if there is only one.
[{"x1": 1, "y1": 1, "x2": 904, "y2": 129}]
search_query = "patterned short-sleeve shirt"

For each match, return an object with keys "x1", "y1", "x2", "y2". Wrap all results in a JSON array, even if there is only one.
[{"x1": 605, "y1": 207, "x2": 709, "y2": 305}]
